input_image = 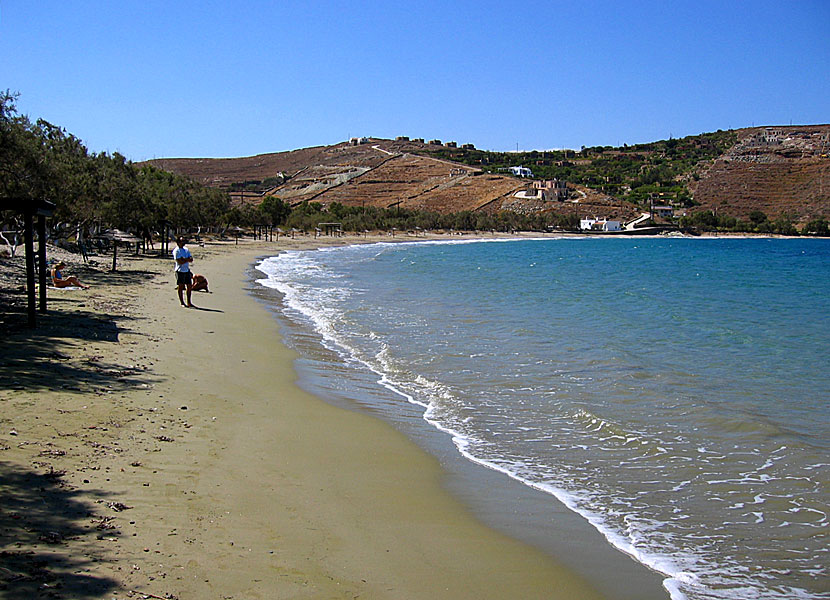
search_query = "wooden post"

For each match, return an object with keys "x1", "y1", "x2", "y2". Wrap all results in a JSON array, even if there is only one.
[
  {"x1": 37, "y1": 214, "x2": 47, "y2": 312},
  {"x1": 112, "y1": 242, "x2": 118, "y2": 271},
  {"x1": 24, "y1": 210, "x2": 36, "y2": 328}
]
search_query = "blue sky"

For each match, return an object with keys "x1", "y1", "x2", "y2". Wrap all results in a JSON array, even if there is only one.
[{"x1": 2, "y1": 1, "x2": 828, "y2": 161}]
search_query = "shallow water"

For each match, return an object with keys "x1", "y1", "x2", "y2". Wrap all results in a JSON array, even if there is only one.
[{"x1": 256, "y1": 237, "x2": 829, "y2": 600}]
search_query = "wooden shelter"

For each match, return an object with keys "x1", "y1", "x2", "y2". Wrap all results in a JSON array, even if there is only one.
[
  {"x1": 0, "y1": 197, "x2": 56, "y2": 327},
  {"x1": 319, "y1": 222, "x2": 343, "y2": 236},
  {"x1": 99, "y1": 229, "x2": 142, "y2": 271}
]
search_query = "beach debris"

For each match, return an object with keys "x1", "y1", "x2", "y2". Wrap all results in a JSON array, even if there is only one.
[
  {"x1": 38, "y1": 531, "x2": 63, "y2": 544},
  {"x1": 39, "y1": 448, "x2": 66, "y2": 457},
  {"x1": 43, "y1": 467, "x2": 66, "y2": 481},
  {"x1": 155, "y1": 435, "x2": 174, "y2": 442},
  {"x1": 107, "y1": 501, "x2": 132, "y2": 512},
  {"x1": 127, "y1": 590, "x2": 178, "y2": 600},
  {"x1": 130, "y1": 460, "x2": 143, "y2": 467},
  {"x1": 92, "y1": 515, "x2": 117, "y2": 530},
  {"x1": 9, "y1": 429, "x2": 17, "y2": 436}
]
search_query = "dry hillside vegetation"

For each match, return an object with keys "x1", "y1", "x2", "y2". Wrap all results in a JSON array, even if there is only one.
[
  {"x1": 691, "y1": 126, "x2": 830, "y2": 223},
  {"x1": 145, "y1": 127, "x2": 830, "y2": 224}
]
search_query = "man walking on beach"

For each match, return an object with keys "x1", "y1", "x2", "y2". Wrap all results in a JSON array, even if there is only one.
[{"x1": 173, "y1": 236, "x2": 195, "y2": 308}]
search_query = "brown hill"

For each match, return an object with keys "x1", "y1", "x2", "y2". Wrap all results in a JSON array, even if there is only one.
[
  {"x1": 146, "y1": 139, "x2": 528, "y2": 213},
  {"x1": 144, "y1": 127, "x2": 830, "y2": 225},
  {"x1": 691, "y1": 125, "x2": 830, "y2": 224},
  {"x1": 145, "y1": 142, "x2": 389, "y2": 188},
  {"x1": 143, "y1": 138, "x2": 640, "y2": 220}
]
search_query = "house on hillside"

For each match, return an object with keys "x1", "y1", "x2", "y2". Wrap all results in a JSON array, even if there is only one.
[
  {"x1": 748, "y1": 128, "x2": 783, "y2": 147},
  {"x1": 580, "y1": 217, "x2": 621, "y2": 232},
  {"x1": 653, "y1": 205, "x2": 675, "y2": 219},
  {"x1": 349, "y1": 137, "x2": 370, "y2": 146},
  {"x1": 533, "y1": 179, "x2": 569, "y2": 201},
  {"x1": 509, "y1": 166, "x2": 533, "y2": 178}
]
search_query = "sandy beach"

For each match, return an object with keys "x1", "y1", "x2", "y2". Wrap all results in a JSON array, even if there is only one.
[{"x1": 1, "y1": 233, "x2": 660, "y2": 599}]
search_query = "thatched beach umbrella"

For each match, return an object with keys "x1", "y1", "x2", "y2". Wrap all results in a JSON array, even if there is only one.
[{"x1": 229, "y1": 226, "x2": 245, "y2": 245}]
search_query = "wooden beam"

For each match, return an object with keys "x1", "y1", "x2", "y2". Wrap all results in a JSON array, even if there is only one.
[
  {"x1": 24, "y1": 211, "x2": 36, "y2": 328},
  {"x1": 1, "y1": 197, "x2": 55, "y2": 328},
  {"x1": 37, "y1": 214, "x2": 47, "y2": 312}
]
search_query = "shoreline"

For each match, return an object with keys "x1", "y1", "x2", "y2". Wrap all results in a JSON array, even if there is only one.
[
  {"x1": 2, "y1": 234, "x2": 660, "y2": 599},
  {"x1": 249, "y1": 249, "x2": 670, "y2": 600}
]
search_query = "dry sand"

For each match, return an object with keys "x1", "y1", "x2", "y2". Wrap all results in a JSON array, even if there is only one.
[{"x1": 1, "y1": 233, "x2": 615, "y2": 599}]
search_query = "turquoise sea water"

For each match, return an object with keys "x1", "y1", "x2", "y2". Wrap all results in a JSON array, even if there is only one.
[{"x1": 255, "y1": 237, "x2": 829, "y2": 600}]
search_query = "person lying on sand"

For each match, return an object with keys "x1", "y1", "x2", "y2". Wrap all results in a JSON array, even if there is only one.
[
  {"x1": 51, "y1": 261, "x2": 90, "y2": 289},
  {"x1": 192, "y1": 273, "x2": 209, "y2": 292}
]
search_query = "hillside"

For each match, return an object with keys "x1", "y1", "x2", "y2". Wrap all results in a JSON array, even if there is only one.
[
  {"x1": 689, "y1": 126, "x2": 830, "y2": 224},
  {"x1": 144, "y1": 126, "x2": 830, "y2": 226},
  {"x1": 146, "y1": 139, "x2": 636, "y2": 221}
]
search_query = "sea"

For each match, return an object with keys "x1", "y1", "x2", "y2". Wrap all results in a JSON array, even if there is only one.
[{"x1": 254, "y1": 236, "x2": 829, "y2": 600}]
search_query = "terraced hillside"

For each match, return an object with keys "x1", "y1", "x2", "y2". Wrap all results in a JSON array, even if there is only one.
[
  {"x1": 147, "y1": 140, "x2": 536, "y2": 214},
  {"x1": 691, "y1": 126, "x2": 830, "y2": 224},
  {"x1": 301, "y1": 152, "x2": 523, "y2": 213},
  {"x1": 147, "y1": 142, "x2": 390, "y2": 188},
  {"x1": 143, "y1": 126, "x2": 830, "y2": 225}
]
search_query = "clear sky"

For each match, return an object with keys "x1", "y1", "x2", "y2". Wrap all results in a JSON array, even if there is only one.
[{"x1": 2, "y1": 0, "x2": 828, "y2": 161}]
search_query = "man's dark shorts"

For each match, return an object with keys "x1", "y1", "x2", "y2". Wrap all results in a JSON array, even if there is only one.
[{"x1": 176, "y1": 271, "x2": 193, "y2": 286}]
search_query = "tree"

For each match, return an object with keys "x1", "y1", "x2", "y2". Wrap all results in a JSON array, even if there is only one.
[
  {"x1": 259, "y1": 196, "x2": 290, "y2": 226},
  {"x1": 0, "y1": 90, "x2": 52, "y2": 202},
  {"x1": 803, "y1": 218, "x2": 829, "y2": 236},
  {"x1": 748, "y1": 210, "x2": 768, "y2": 226}
]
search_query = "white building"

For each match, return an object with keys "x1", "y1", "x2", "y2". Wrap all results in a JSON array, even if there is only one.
[
  {"x1": 509, "y1": 166, "x2": 533, "y2": 178},
  {"x1": 580, "y1": 217, "x2": 621, "y2": 232}
]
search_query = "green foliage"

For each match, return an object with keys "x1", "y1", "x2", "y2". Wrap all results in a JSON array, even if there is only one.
[
  {"x1": 1, "y1": 91, "x2": 54, "y2": 201},
  {"x1": 679, "y1": 210, "x2": 805, "y2": 235},
  {"x1": 803, "y1": 218, "x2": 829, "y2": 236},
  {"x1": 277, "y1": 200, "x2": 579, "y2": 234},
  {"x1": 748, "y1": 210, "x2": 768, "y2": 225},
  {"x1": 258, "y1": 196, "x2": 291, "y2": 226},
  {"x1": 414, "y1": 130, "x2": 738, "y2": 208},
  {"x1": 1, "y1": 91, "x2": 230, "y2": 235}
]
